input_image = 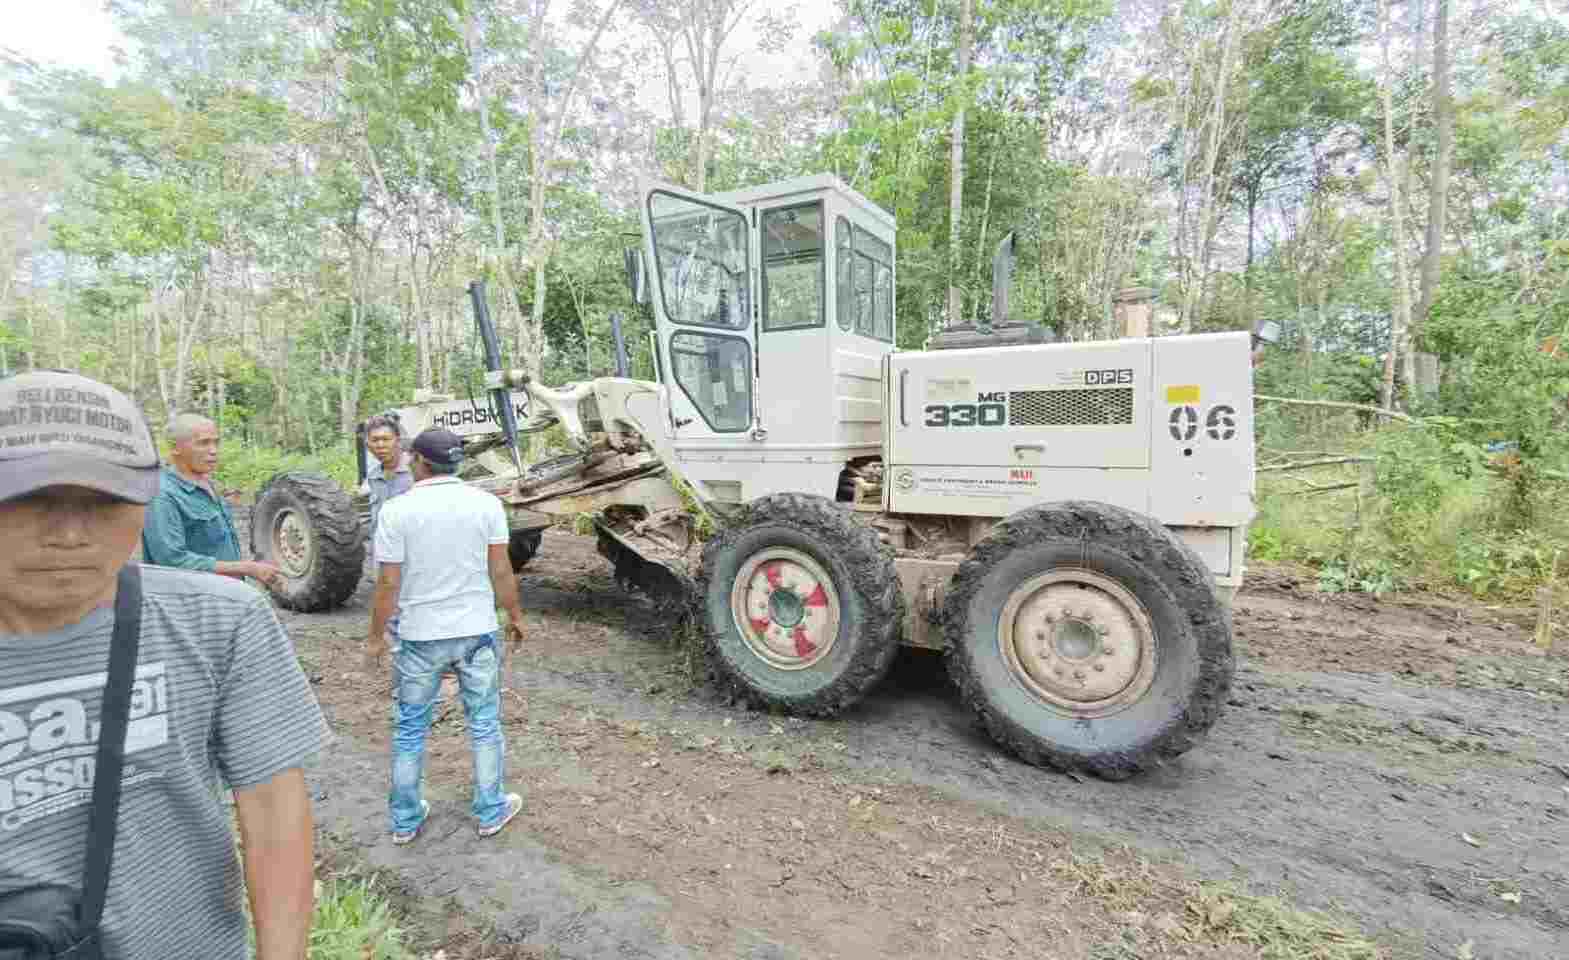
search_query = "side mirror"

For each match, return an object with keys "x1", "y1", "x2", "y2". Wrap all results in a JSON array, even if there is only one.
[
  {"x1": 1253, "y1": 319, "x2": 1282, "y2": 346},
  {"x1": 623, "y1": 247, "x2": 650, "y2": 305}
]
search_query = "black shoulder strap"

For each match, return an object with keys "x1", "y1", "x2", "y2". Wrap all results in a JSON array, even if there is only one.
[{"x1": 78, "y1": 564, "x2": 143, "y2": 932}]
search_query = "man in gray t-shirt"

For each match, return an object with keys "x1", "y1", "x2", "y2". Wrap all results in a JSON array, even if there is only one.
[{"x1": 0, "y1": 370, "x2": 327, "y2": 960}]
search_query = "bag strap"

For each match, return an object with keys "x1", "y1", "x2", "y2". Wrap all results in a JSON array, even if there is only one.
[{"x1": 77, "y1": 564, "x2": 143, "y2": 932}]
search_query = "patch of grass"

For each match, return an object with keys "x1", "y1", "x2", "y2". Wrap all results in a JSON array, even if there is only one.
[
  {"x1": 1183, "y1": 882, "x2": 1381, "y2": 960},
  {"x1": 1282, "y1": 705, "x2": 1506, "y2": 759},
  {"x1": 310, "y1": 874, "x2": 413, "y2": 960}
]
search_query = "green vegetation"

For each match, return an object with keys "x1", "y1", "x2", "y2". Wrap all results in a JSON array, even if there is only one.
[
  {"x1": 1248, "y1": 385, "x2": 1568, "y2": 599},
  {"x1": 309, "y1": 875, "x2": 412, "y2": 960},
  {"x1": 212, "y1": 443, "x2": 359, "y2": 497},
  {"x1": 2, "y1": 0, "x2": 1565, "y2": 602}
]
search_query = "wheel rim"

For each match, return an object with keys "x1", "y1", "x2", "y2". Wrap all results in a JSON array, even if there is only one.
[
  {"x1": 730, "y1": 547, "x2": 840, "y2": 671},
  {"x1": 998, "y1": 568, "x2": 1157, "y2": 718},
  {"x1": 272, "y1": 508, "x2": 314, "y2": 579}
]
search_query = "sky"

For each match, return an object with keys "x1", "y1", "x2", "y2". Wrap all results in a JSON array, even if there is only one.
[
  {"x1": 2, "y1": 0, "x2": 132, "y2": 79},
  {"x1": 0, "y1": 0, "x2": 839, "y2": 98}
]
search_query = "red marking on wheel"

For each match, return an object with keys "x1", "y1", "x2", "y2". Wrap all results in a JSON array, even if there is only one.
[
  {"x1": 750, "y1": 617, "x2": 772, "y2": 639},
  {"x1": 793, "y1": 626, "x2": 817, "y2": 657},
  {"x1": 764, "y1": 563, "x2": 784, "y2": 589},
  {"x1": 804, "y1": 584, "x2": 828, "y2": 608}
]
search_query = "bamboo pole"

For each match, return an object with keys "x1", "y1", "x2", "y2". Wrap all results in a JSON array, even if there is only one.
[{"x1": 1254, "y1": 394, "x2": 1415, "y2": 423}]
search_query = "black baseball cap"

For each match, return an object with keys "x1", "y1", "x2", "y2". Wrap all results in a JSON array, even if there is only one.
[
  {"x1": 0, "y1": 370, "x2": 161, "y2": 503},
  {"x1": 410, "y1": 428, "x2": 465, "y2": 466}
]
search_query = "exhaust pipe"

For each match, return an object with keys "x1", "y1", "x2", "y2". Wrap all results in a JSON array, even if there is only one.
[
  {"x1": 467, "y1": 279, "x2": 524, "y2": 475},
  {"x1": 988, "y1": 231, "x2": 1015, "y2": 334},
  {"x1": 610, "y1": 311, "x2": 630, "y2": 377}
]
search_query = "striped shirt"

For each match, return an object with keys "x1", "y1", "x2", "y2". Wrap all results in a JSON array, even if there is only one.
[{"x1": 0, "y1": 564, "x2": 327, "y2": 959}]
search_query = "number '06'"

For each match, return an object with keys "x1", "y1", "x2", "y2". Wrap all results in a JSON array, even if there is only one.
[{"x1": 1168, "y1": 403, "x2": 1237, "y2": 441}]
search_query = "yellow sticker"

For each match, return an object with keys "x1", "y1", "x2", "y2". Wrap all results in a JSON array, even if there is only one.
[{"x1": 1166, "y1": 384, "x2": 1201, "y2": 404}]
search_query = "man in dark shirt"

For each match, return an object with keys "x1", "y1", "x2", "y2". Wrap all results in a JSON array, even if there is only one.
[{"x1": 140, "y1": 413, "x2": 279, "y2": 586}]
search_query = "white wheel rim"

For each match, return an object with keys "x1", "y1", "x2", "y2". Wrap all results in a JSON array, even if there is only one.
[
  {"x1": 729, "y1": 547, "x2": 840, "y2": 671},
  {"x1": 998, "y1": 568, "x2": 1157, "y2": 718},
  {"x1": 273, "y1": 508, "x2": 314, "y2": 579}
]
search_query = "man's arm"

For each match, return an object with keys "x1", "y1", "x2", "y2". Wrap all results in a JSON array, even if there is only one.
[
  {"x1": 233, "y1": 768, "x2": 315, "y2": 960},
  {"x1": 367, "y1": 562, "x2": 401, "y2": 664},
  {"x1": 487, "y1": 543, "x2": 525, "y2": 647},
  {"x1": 144, "y1": 496, "x2": 276, "y2": 582}
]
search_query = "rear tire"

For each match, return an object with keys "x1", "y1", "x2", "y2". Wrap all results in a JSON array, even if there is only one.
[
  {"x1": 508, "y1": 529, "x2": 543, "y2": 572},
  {"x1": 696, "y1": 493, "x2": 902, "y2": 716},
  {"x1": 944, "y1": 501, "x2": 1232, "y2": 780},
  {"x1": 251, "y1": 472, "x2": 365, "y2": 612}
]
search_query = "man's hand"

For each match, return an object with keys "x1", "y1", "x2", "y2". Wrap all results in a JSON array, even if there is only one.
[
  {"x1": 247, "y1": 561, "x2": 282, "y2": 588},
  {"x1": 505, "y1": 619, "x2": 525, "y2": 651}
]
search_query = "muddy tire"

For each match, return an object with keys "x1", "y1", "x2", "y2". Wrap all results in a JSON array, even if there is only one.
[
  {"x1": 508, "y1": 528, "x2": 543, "y2": 572},
  {"x1": 251, "y1": 472, "x2": 365, "y2": 613},
  {"x1": 696, "y1": 493, "x2": 903, "y2": 716},
  {"x1": 944, "y1": 501, "x2": 1233, "y2": 780}
]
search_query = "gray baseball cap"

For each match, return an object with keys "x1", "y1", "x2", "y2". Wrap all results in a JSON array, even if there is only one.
[{"x1": 0, "y1": 370, "x2": 161, "y2": 503}]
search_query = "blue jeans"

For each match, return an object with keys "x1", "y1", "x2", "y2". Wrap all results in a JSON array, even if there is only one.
[{"x1": 389, "y1": 632, "x2": 508, "y2": 833}]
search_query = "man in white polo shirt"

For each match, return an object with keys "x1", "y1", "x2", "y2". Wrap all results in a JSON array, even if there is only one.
[{"x1": 366, "y1": 427, "x2": 527, "y2": 844}]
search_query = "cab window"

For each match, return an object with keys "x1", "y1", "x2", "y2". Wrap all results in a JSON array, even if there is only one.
[
  {"x1": 762, "y1": 203, "x2": 824, "y2": 331},
  {"x1": 669, "y1": 331, "x2": 752, "y2": 432},
  {"x1": 647, "y1": 191, "x2": 750, "y2": 330}
]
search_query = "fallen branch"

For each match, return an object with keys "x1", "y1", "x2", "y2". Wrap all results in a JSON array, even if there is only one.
[
  {"x1": 1258, "y1": 457, "x2": 1373, "y2": 472},
  {"x1": 1292, "y1": 481, "x2": 1362, "y2": 495},
  {"x1": 1255, "y1": 394, "x2": 1415, "y2": 423}
]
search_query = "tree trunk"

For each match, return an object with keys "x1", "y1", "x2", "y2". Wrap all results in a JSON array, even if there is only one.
[
  {"x1": 1411, "y1": 0, "x2": 1452, "y2": 387},
  {"x1": 1180, "y1": 0, "x2": 1245, "y2": 334},
  {"x1": 1378, "y1": 0, "x2": 1416, "y2": 411},
  {"x1": 946, "y1": 0, "x2": 974, "y2": 328}
]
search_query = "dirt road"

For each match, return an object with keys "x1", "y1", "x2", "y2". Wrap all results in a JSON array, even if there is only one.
[{"x1": 274, "y1": 527, "x2": 1567, "y2": 959}]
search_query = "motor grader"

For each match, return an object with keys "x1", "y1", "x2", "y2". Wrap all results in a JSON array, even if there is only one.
[{"x1": 251, "y1": 174, "x2": 1261, "y2": 780}]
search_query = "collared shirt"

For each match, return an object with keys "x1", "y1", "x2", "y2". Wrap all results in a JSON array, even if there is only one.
[
  {"x1": 372, "y1": 475, "x2": 510, "y2": 643},
  {"x1": 141, "y1": 466, "x2": 242, "y2": 572},
  {"x1": 365, "y1": 452, "x2": 414, "y2": 540}
]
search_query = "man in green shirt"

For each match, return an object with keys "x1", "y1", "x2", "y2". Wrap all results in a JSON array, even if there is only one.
[{"x1": 141, "y1": 414, "x2": 280, "y2": 586}]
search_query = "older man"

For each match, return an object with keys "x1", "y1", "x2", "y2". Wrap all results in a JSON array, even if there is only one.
[
  {"x1": 367, "y1": 427, "x2": 526, "y2": 844},
  {"x1": 140, "y1": 413, "x2": 279, "y2": 585},
  {"x1": 0, "y1": 370, "x2": 324, "y2": 959}
]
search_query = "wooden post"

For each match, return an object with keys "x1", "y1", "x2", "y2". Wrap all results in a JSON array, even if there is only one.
[
  {"x1": 1535, "y1": 586, "x2": 1554, "y2": 651},
  {"x1": 1113, "y1": 287, "x2": 1153, "y2": 338}
]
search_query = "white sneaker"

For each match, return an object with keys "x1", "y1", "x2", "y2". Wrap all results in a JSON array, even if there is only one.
[
  {"x1": 477, "y1": 793, "x2": 523, "y2": 838},
  {"x1": 392, "y1": 800, "x2": 429, "y2": 845}
]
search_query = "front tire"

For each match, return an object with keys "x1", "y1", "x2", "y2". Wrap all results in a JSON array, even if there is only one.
[
  {"x1": 251, "y1": 472, "x2": 365, "y2": 612},
  {"x1": 944, "y1": 501, "x2": 1233, "y2": 780},
  {"x1": 696, "y1": 493, "x2": 903, "y2": 716}
]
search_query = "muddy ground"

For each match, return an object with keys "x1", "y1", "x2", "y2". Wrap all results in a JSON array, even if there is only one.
[{"x1": 259, "y1": 517, "x2": 1567, "y2": 960}]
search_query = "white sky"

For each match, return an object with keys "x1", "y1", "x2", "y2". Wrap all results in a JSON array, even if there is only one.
[
  {"x1": 0, "y1": 0, "x2": 838, "y2": 95},
  {"x1": 2, "y1": 0, "x2": 131, "y2": 78}
]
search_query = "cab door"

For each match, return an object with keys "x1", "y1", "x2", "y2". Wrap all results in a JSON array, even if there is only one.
[{"x1": 639, "y1": 181, "x2": 757, "y2": 440}]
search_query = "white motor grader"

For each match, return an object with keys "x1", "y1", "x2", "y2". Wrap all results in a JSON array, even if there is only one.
[{"x1": 252, "y1": 174, "x2": 1263, "y2": 779}]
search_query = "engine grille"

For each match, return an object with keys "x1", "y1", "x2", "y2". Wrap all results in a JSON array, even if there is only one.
[{"x1": 1009, "y1": 387, "x2": 1134, "y2": 426}]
